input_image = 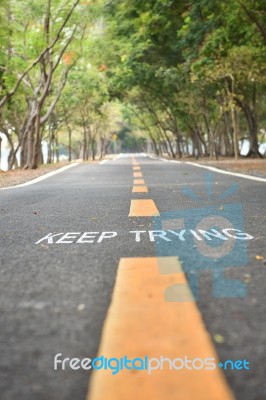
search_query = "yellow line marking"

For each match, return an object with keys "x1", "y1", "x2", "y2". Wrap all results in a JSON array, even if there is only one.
[
  {"x1": 134, "y1": 179, "x2": 145, "y2": 185},
  {"x1": 133, "y1": 172, "x2": 143, "y2": 178},
  {"x1": 87, "y1": 257, "x2": 234, "y2": 400},
  {"x1": 133, "y1": 166, "x2": 141, "y2": 171},
  {"x1": 132, "y1": 158, "x2": 139, "y2": 166},
  {"x1": 132, "y1": 186, "x2": 148, "y2": 193},
  {"x1": 129, "y1": 199, "x2": 160, "y2": 217}
]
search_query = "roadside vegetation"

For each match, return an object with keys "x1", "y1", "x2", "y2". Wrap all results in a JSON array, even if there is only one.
[{"x1": 0, "y1": 0, "x2": 266, "y2": 170}]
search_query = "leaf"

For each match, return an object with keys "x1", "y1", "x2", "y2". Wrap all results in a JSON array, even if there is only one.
[
  {"x1": 244, "y1": 274, "x2": 251, "y2": 284},
  {"x1": 256, "y1": 255, "x2": 264, "y2": 260},
  {"x1": 213, "y1": 334, "x2": 225, "y2": 344},
  {"x1": 99, "y1": 64, "x2": 108, "y2": 72}
]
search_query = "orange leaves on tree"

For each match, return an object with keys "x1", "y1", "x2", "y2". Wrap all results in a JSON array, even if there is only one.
[
  {"x1": 63, "y1": 51, "x2": 75, "y2": 65},
  {"x1": 99, "y1": 64, "x2": 108, "y2": 72}
]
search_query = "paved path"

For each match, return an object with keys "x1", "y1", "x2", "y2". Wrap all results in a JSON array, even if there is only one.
[{"x1": 0, "y1": 154, "x2": 265, "y2": 400}]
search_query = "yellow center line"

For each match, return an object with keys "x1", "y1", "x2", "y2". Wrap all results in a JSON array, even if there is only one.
[
  {"x1": 87, "y1": 257, "x2": 234, "y2": 400},
  {"x1": 132, "y1": 158, "x2": 139, "y2": 165},
  {"x1": 129, "y1": 199, "x2": 160, "y2": 217},
  {"x1": 132, "y1": 186, "x2": 148, "y2": 193},
  {"x1": 134, "y1": 179, "x2": 145, "y2": 185},
  {"x1": 133, "y1": 172, "x2": 143, "y2": 178}
]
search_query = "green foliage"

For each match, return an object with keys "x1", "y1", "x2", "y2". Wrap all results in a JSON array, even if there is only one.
[{"x1": 1, "y1": 0, "x2": 266, "y2": 167}]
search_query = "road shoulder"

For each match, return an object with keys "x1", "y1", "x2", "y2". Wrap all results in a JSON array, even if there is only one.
[{"x1": 0, "y1": 162, "x2": 80, "y2": 189}]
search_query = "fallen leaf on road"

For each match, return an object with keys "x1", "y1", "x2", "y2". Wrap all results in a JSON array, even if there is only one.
[
  {"x1": 244, "y1": 274, "x2": 251, "y2": 283},
  {"x1": 213, "y1": 334, "x2": 225, "y2": 344},
  {"x1": 256, "y1": 255, "x2": 264, "y2": 260}
]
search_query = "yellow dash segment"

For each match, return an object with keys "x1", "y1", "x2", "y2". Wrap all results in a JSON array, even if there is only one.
[
  {"x1": 132, "y1": 186, "x2": 148, "y2": 193},
  {"x1": 133, "y1": 172, "x2": 143, "y2": 178},
  {"x1": 87, "y1": 257, "x2": 234, "y2": 400},
  {"x1": 132, "y1": 158, "x2": 139, "y2": 166},
  {"x1": 133, "y1": 166, "x2": 141, "y2": 171},
  {"x1": 134, "y1": 179, "x2": 145, "y2": 185},
  {"x1": 129, "y1": 199, "x2": 160, "y2": 217}
]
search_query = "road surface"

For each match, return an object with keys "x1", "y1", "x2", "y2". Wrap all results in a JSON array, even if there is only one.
[{"x1": 0, "y1": 154, "x2": 265, "y2": 400}]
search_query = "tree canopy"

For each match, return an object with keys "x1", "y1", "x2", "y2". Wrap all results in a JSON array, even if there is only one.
[{"x1": 0, "y1": 0, "x2": 265, "y2": 169}]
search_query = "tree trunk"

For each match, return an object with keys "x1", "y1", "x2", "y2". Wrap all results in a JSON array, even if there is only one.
[
  {"x1": 176, "y1": 137, "x2": 182, "y2": 158},
  {"x1": 203, "y1": 115, "x2": 216, "y2": 159},
  {"x1": 8, "y1": 148, "x2": 15, "y2": 170},
  {"x1": 100, "y1": 136, "x2": 105, "y2": 159},
  {"x1": 91, "y1": 137, "x2": 96, "y2": 161},
  {"x1": 241, "y1": 103, "x2": 261, "y2": 157},
  {"x1": 83, "y1": 128, "x2": 87, "y2": 161},
  {"x1": 230, "y1": 107, "x2": 239, "y2": 161},
  {"x1": 31, "y1": 106, "x2": 41, "y2": 169},
  {"x1": 0, "y1": 137, "x2": 2, "y2": 169},
  {"x1": 191, "y1": 131, "x2": 200, "y2": 159},
  {"x1": 24, "y1": 127, "x2": 34, "y2": 169},
  {"x1": 38, "y1": 136, "x2": 44, "y2": 165},
  {"x1": 68, "y1": 127, "x2": 72, "y2": 162},
  {"x1": 223, "y1": 112, "x2": 234, "y2": 156},
  {"x1": 160, "y1": 128, "x2": 175, "y2": 158},
  {"x1": 55, "y1": 132, "x2": 59, "y2": 163},
  {"x1": 20, "y1": 129, "x2": 28, "y2": 167},
  {"x1": 151, "y1": 137, "x2": 159, "y2": 156},
  {"x1": 47, "y1": 138, "x2": 52, "y2": 164}
]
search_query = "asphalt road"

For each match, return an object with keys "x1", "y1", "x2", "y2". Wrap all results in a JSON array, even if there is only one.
[{"x1": 0, "y1": 154, "x2": 265, "y2": 400}]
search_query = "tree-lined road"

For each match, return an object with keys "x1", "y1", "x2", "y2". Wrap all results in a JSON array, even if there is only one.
[{"x1": 0, "y1": 155, "x2": 265, "y2": 400}]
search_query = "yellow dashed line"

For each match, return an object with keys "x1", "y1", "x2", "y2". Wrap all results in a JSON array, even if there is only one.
[
  {"x1": 133, "y1": 166, "x2": 141, "y2": 171},
  {"x1": 133, "y1": 172, "x2": 143, "y2": 178},
  {"x1": 87, "y1": 257, "x2": 234, "y2": 400},
  {"x1": 132, "y1": 186, "x2": 148, "y2": 193},
  {"x1": 134, "y1": 179, "x2": 145, "y2": 185},
  {"x1": 129, "y1": 199, "x2": 160, "y2": 217}
]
